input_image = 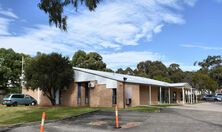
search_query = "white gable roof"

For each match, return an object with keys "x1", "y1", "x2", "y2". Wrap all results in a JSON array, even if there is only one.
[
  {"x1": 168, "y1": 83, "x2": 192, "y2": 89},
  {"x1": 73, "y1": 67, "x2": 192, "y2": 89}
]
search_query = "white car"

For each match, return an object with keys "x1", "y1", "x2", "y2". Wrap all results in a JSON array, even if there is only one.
[{"x1": 216, "y1": 93, "x2": 222, "y2": 101}]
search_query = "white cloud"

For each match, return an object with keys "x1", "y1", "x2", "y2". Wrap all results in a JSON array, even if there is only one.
[
  {"x1": 0, "y1": 17, "x2": 11, "y2": 35},
  {"x1": 180, "y1": 44, "x2": 222, "y2": 51},
  {"x1": 102, "y1": 51, "x2": 199, "y2": 71},
  {"x1": 180, "y1": 65, "x2": 200, "y2": 71},
  {"x1": 102, "y1": 51, "x2": 165, "y2": 70},
  {"x1": 0, "y1": 10, "x2": 18, "y2": 19},
  {"x1": 0, "y1": 0, "x2": 198, "y2": 70},
  {"x1": 183, "y1": 0, "x2": 198, "y2": 6},
  {"x1": 0, "y1": 5, "x2": 18, "y2": 36},
  {"x1": 153, "y1": 24, "x2": 164, "y2": 34},
  {"x1": 0, "y1": 0, "x2": 197, "y2": 53}
]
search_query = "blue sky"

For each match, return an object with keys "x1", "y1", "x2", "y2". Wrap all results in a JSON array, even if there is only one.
[{"x1": 0, "y1": 0, "x2": 222, "y2": 71}]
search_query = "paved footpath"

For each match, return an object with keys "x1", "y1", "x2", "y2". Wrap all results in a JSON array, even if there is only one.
[{"x1": 3, "y1": 103, "x2": 222, "y2": 132}]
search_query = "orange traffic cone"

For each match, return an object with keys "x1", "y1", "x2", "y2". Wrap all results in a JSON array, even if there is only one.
[
  {"x1": 115, "y1": 105, "x2": 121, "y2": 128},
  {"x1": 40, "y1": 112, "x2": 46, "y2": 132}
]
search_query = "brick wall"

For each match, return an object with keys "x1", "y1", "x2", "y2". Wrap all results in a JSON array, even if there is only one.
[
  {"x1": 61, "y1": 82, "x2": 77, "y2": 106},
  {"x1": 22, "y1": 88, "x2": 51, "y2": 106},
  {"x1": 150, "y1": 86, "x2": 159, "y2": 104},
  {"x1": 140, "y1": 85, "x2": 149, "y2": 105},
  {"x1": 89, "y1": 84, "x2": 112, "y2": 107}
]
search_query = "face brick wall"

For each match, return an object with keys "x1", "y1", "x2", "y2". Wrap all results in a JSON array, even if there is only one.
[
  {"x1": 117, "y1": 82, "x2": 124, "y2": 108},
  {"x1": 22, "y1": 88, "x2": 51, "y2": 106},
  {"x1": 61, "y1": 82, "x2": 77, "y2": 106},
  {"x1": 89, "y1": 84, "x2": 112, "y2": 107},
  {"x1": 150, "y1": 86, "x2": 159, "y2": 104},
  {"x1": 140, "y1": 85, "x2": 149, "y2": 105},
  {"x1": 130, "y1": 84, "x2": 140, "y2": 107}
]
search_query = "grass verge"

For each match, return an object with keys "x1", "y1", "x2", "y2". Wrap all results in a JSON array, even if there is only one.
[
  {"x1": 95, "y1": 106, "x2": 160, "y2": 112},
  {"x1": 151, "y1": 104, "x2": 181, "y2": 108},
  {"x1": 125, "y1": 106, "x2": 159, "y2": 112},
  {"x1": 0, "y1": 105, "x2": 95, "y2": 127}
]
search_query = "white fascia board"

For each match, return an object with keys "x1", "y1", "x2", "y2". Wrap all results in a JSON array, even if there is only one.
[{"x1": 74, "y1": 70, "x2": 117, "y2": 88}]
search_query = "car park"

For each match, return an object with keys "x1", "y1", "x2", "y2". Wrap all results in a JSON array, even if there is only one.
[{"x1": 2, "y1": 93, "x2": 37, "y2": 107}]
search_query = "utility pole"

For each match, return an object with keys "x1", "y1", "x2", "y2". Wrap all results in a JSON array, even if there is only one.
[{"x1": 20, "y1": 56, "x2": 25, "y2": 88}]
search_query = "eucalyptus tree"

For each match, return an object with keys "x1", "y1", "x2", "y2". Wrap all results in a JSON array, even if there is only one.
[{"x1": 38, "y1": 0, "x2": 101, "y2": 31}]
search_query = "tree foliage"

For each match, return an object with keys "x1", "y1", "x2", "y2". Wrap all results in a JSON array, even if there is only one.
[
  {"x1": 38, "y1": 0, "x2": 100, "y2": 31},
  {"x1": 194, "y1": 55, "x2": 222, "y2": 71},
  {"x1": 0, "y1": 48, "x2": 26, "y2": 92},
  {"x1": 194, "y1": 55, "x2": 222, "y2": 90},
  {"x1": 1, "y1": 48, "x2": 221, "y2": 95},
  {"x1": 25, "y1": 53, "x2": 73, "y2": 105},
  {"x1": 116, "y1": 67, "x2": 134, "y2": 75},
  {"x1": 72, "y1": 50, "x2": 107, "y2": 71},
  {"x1": 210, "y1": 66, "x2": 222, "y2": 87},
  {"x1": 135, "y1": 61, "x2": 169, "y2": 82},
  {"x1": 168, "y1": 63, "x2": 184, "y2": 83},
  {"x1": 192, "y1": 72, "x2": 217, "y2": 92}
]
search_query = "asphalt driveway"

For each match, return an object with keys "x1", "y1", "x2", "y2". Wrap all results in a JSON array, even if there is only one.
[{"x1": 3, "y1": 103, "x2": 222, "y2": 132}]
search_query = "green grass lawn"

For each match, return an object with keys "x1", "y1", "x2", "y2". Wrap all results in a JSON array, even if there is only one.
[
  {"x1": 94, "y1": 106, "x2": 160, "y2": 112},
  {"x1": 125, "y1": 106, "x2": 159, "y2": 112},
  {"x1": 0, "y1": 105, "x2": 95, "y2": 127},
  {"x1": 151, "y1": 104, "x2": 181, "y2": 108}
]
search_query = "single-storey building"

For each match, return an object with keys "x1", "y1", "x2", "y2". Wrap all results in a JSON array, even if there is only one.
[{"x1": 22, "y1": 67, "x2": 198, "y2": 108}]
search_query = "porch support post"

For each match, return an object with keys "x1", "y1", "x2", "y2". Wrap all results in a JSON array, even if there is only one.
[
  {"x1": 195, "y1": 91, "x2": 198, "y2": 103},
  {"x1": 37, "y1": 88, "x2": 40, "y2": 105},
  {"x1": 159, "y1": 86, "x2": 162, "y2": 104},
  {"x1": 149, "y1": 85, "x2": 152, "y2": 105},
  {"x1": 168, "y1": 87, "x2": 171, "y2": 104},
  {"x1": 188, "y1": 90, "x2": 190, "y2": 104},
  {"x1": 191, "y1": 88, "x2": 193, "y2": 104},
  {"x1": 182, "y1": 87, "x2": 185, "y2": 105}
]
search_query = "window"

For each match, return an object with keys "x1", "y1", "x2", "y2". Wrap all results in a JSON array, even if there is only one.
[
  {"x1": 112, "y1": 89, "x2": 117, "y2": 104},
  {"x1": 77, "y1": 82, "x2": 81, "y2": 105},
  {"x1": 5, "y1": 94, "x2": 11, "y2": 98},
  {"x1": 85, "y1": 82, "x2": 89, "y2": 104},
  {"x1": 12, "y1": 94, "x2": 24, "y2": 98}
]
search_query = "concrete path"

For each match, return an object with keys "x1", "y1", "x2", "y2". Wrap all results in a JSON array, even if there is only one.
[{"x1": 170, "y1": 102, "x2": 222, "y2": 112}]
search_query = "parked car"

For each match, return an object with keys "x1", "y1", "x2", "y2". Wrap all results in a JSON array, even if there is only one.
[
  {"x1": 203, "y1": 95, "x2": 220, "y2": 102},
  {"x1": 2, "y1": 93, "x2": 37, "y2": 107},
  {"x1": 216, "y1": 93, "x2": 222, "y2": 101}
]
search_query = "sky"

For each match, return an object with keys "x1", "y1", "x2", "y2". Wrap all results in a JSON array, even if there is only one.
[{"x1": 0, "y1": 0, "x2": 222, "y2": 71}]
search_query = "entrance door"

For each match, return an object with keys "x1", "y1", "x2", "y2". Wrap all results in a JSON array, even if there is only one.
[
  {"x1": 112, "y1": 89, "x2": 117, "y2": 105},
  {"x1": 85, "y1": 82, "x2": 90, "y2": 105}
]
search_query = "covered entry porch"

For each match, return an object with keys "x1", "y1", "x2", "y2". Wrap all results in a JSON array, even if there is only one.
[{"x1": 135, "y1": 83, "x2": 197, "y2": 106}]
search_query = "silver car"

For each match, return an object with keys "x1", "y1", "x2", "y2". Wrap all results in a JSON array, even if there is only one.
[
  {"x1": 216, "y1": 93, "x2": 222, "y2": 101},
  {"x1": 2, "y1": 93, "x2": 37, "y2": 106},
  {"x1": 203, "y1": 95, "x2": 219, "y2": 101}
]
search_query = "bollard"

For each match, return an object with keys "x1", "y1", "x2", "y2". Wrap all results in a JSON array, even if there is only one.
[
  {"x1": 40, "y1": 112, "x2": 46, "y2": 132},
  {"x1": 115, "y1": 105, "x2": 121, "y2": 128}
]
